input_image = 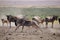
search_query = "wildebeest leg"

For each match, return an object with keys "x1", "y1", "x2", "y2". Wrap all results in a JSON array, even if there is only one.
[
  {"x1": 21, "y1": 26, "x2": 24, "y2": 32},
  {"x1": 59, "y1": 20, "x2": 60, "y2": 24},
  {"x1": 52, "y1": 22, "x2": 54, "y2": 28},
  {"x1": 32, "y1": 22, "x2": 43, "y2": 32},
  {"x1": 32, "y1": 22, "x2": 42, "y2": 32},
  {"x1": 10, "y1": 22, "x2": 11, "y2": 28},
  {"x1": 9, "y1": 22, "x2": 11, "y2": 28},
  {"x1": 33, "y1": 22, "x2": 40, "y2": 29},
  {"x1": 58, "y1": 19, "x2": 60, "y2": 24},
  {"x1": 15, "y1": 22, "x2": 17, "y2": 26},
  {"x1": 7, "y1": 23, "x2": 8, "y2": 27},
  {"x1": 3, "y1": 22, "x2": 4, "y2": 26},
  {"x1": 46, "y1": 22, "x2": 48, "y2": 28},
  {"x1": 15, "y1": 24, "x2": 20, "y2": 31}
]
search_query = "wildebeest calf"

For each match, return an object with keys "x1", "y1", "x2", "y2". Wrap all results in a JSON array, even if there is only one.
[{"x1": 1, "y1": 19, "x2": 9, "y2": 26}]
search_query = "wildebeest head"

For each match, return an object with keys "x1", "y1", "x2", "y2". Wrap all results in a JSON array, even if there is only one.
[
  {"x1": 6, "y1": 15, "x2": 12, "y2": 20},
  {"x1": 6, "y1": 15, "x2": 12, "y2": 17},
  {"x1": 6, "y1": 15, "x2": 17, "y2": 22}
]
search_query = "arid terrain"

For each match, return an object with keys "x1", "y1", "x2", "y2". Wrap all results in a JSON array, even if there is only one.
[
  {"x1": 0, "y1": 1, "x2": 60, "y2": 40},
  {"x1": 0, "y1": 22, "x2": 60, "y2": 40}
]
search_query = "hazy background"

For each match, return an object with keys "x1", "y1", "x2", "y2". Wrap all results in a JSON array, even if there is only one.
[
  {"x1": 0, "y1": 0, "x2": 60, "y2": 7},
  {"x1": 0, "y1": 1, "x2": 60, "y2": 40},
  {"x1": 0, "y1": 0, "x2": 60, "y2": 19}
]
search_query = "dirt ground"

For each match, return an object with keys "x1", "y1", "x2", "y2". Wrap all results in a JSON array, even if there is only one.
[{"x1": 0, "y1": 22, "x2": 60, "y2": 40}]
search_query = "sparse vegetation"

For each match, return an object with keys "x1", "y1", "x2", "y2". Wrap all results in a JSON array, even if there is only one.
[{"x1": 0, "y1": 7, "x2": 60, "y2": 18}]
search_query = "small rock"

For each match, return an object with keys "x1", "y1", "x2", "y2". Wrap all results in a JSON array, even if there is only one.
[
  {"x1": 53, "y1": 33, "x2": 55, "y2": 35},
  {"x1": 8, "y1": 33, "x2": 12, "y2": 35},
  {"x1": 40, "y1": 37, "x2": 43, "y2": 38}
]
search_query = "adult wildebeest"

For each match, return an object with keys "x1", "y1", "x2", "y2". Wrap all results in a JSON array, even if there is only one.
[
  {"x1": 45, "y1": 15, "x2": 58, "y2": 28},
  {"x1": 14, "y1": 18, "x2": 40, "y2": 32},
  {"x1": 1, "y1": 19, "x2": 9, "y2": 26},
  {"x1": 6, "y1": 15, "x2": 18, "y2": 28}
]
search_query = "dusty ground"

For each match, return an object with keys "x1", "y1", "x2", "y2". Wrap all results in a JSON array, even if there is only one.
[{"x1": 0, "y1": 21, "x2": 60, "y2": 40}]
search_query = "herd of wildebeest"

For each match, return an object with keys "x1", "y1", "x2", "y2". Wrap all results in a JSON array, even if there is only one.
[{"x1": 1, "y1": 15, "x2": 60, "y2": 32}]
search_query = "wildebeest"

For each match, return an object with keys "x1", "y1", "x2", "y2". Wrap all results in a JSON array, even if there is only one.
[
  {"x1": 1, "y1": 19, "x2": 9, "y2": 26},
  {"x1": 6, "y1": 15, "x2": 18, "y2": 28},
  {"x1": 14, "y1": 18, "x2": 40, "y2": 32},
  {"x1": 45, "y1": 15, "x2": 58, "y2": 28}
]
